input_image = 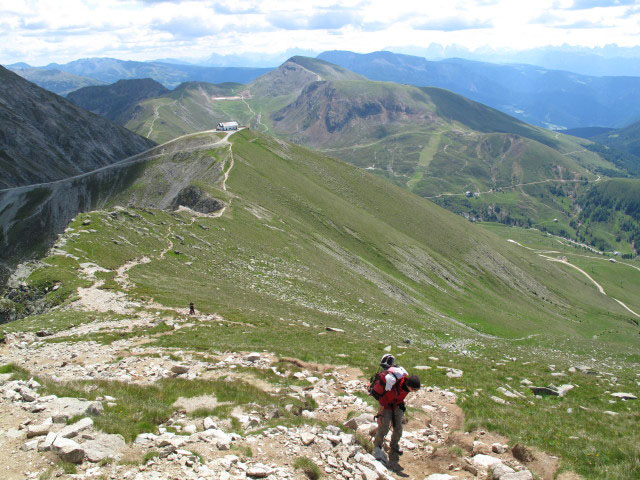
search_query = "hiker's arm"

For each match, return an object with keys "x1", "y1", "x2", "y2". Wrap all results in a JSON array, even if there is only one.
[{"x1": 375, "y1": 404, "x2": 384, "y2": 426}]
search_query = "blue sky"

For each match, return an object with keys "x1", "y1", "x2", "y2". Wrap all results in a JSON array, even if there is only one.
[{"x1": 1, "y1": 0, "x2": 639, "y2": 65}]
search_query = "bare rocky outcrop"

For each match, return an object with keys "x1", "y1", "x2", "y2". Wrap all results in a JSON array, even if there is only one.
[{"x1": 170, "y1": 185, "x2": 224, "y2": 214}]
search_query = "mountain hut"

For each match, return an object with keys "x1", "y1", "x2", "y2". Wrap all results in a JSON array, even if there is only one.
[{"x1": 217, "y1": 121, "x2": 238, "y2": 131}]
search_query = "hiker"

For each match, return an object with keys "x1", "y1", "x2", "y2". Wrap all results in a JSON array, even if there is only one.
[
  {"x1": 189, "y1": 302, "x2": 195, "y2": 315},
  {"x1": 371, "y1": 355, "x2": 421, "y2": 464}
]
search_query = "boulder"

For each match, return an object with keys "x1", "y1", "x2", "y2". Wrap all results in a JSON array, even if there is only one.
[
  {"x1": 497, "y1": 387, "x2": 521, "y2": 398},
  {"x1": 49, "y1": 397, "x2": 94, "y2": 419},
  {"x1": 19, "y1": 387, "x2": 37, "y2": 402},
  {"x1": 246, "y1": 352, "x2": 261, "y2": 362},
  {"x1": 58, "y1": 417, "x2": 93, "y2": 439},
  {"x1": 21, "y1": 439, "x2": 39, "y2": 451},
  {"x1": 300, "y1": 432, "x2": 315, "y2": 446},
  {"x1": 491, "y1": 463, "x2": 515, "y2": 479},
  {"x1": 511, "y1": 443, "x2": 534, "y2": 462},
  {"x1": 425, "y1": 474, "x2": 458, "y2": 480},
  {"x1": 82, "y1": 433, "x2": 126, "y2": 462},
  {"x1": 529, "y1": 386, "x2": 559, "y2": 396},
  {"x1": 52, "y1": 436, "x2": 85, "y2": 464},
  {"x1": 27, "y1": 419, "x2": 52, "y2": 438},
  {"x1": 611, "y1": 392, "x2": 637, "y2": 400},
  {"x1": 491, "y1": 443, "x2": 507, "y2": 454},
  {"x1": 473, "y1": 441, "x2": 491, "y2": 455},
  {"x1": 357, "y1": 465, "x2": 379, "y2": 480},
  {"x1": 87, "y1": 401, "x2": 104, "y2": 416},
  {"x1": 344, "y1": 413, "x2": 375, "y2": 430},
  {"x1": 247, "y1": 465, "x2": 270, "y2": 478},
  {"x1": 39, "y1": 432, "x2": 58, "y2": 452},
  {"x1": 171, "y1": 365, "x2": 189, "y2": 375},
  {"x1": 556, "y1": 385, "x2": 574, "y2": 397},
  {"x1": 203, "y1": 417, "x2": 217, "y2": 430},
  {"x1": 134, "y1": 433, "x2": 158, "y2": 446},
  {"x1": 501, "y1": 471, "x2": 533, "y2": 480},
  {"x1": 471, "y1": 454, "x2": 503, "y2": 469},
  {"x1": 183, "y1": 424, "x2": 197, "y2": 435},
  {"x1": 201, "y1": 428, "x2": 232, "y2": 450}
]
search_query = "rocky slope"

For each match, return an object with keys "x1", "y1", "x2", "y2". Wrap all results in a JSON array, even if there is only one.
[
  {"x1": 0, "y1": 328, "x2": 546, "y2": 480},
  {"x1": 0, "y1": 66, "x2": 156, "y2": 189},
  {"x1": 67, "y1": 78, "x2": 169, "y2": 124},
  {"x1": 0, "y1": 131, "x2": 230, "y2": 288}
]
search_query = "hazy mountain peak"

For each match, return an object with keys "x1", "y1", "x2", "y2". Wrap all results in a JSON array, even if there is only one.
[
  {"x1": 248, "y1": 56, "x2": 363, "y2": 98},
  {"x1": 67, "y1": 78, "x2": 169, "y2": 124}
]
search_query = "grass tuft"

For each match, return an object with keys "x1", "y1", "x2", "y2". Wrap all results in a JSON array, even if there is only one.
[{"x1": 293, "y1": 456, "x2": 322, "y2": 480}]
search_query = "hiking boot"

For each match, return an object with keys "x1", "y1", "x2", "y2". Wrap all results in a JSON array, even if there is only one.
[
  {"x1": 390, "y1": 445, "x2": 403, "y2": 455},
  {"x1": 374, "y1": 446, "x2": 388, "y2": 464}
]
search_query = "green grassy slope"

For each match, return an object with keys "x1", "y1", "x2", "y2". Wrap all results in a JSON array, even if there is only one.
[
  {"x1": 3, "y1": 130, "x2": 639, "y2": 478},
  {"x1": 575, "y1": 178, "x2": 640, "y2": 255},
  {"x1": 98, "y1": 57, "x2": 633, "y2": 253},
  {"x1": 11, "y1": 129, "x2": 638, "y2": 348},
  {"x1": 594, "y1": 119, "x2": 640, "y2": 158}
]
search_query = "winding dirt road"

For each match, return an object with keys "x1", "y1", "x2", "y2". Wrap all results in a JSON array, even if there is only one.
[{"x1": 508, "y1": 239, "x2": 640, "y2": 318}]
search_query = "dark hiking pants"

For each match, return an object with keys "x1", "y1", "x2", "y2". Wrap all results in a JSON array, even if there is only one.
[{"x1": 374, "y1": 407, "x2": 403, "y2": 451}]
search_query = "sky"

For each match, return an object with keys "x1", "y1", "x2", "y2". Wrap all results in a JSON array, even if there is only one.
[{"x1": 1, "y1": 0, "x2": 640, "y2": 65}]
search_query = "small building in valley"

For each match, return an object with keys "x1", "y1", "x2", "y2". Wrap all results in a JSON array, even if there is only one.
[{"x1": 217, "y1": 121, "x2": 238, "y2": 131}]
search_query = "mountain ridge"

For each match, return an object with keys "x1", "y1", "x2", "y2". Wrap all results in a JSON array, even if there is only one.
[
  {"x1": 67, "y1": 78, "x2": 170, "y2": 124},
  {"x1": 317, "y1": 50, "x2": 640, "y2": 129},
  {"x1": 0, "y1": 65, "x2": 155, "y2": 190}
]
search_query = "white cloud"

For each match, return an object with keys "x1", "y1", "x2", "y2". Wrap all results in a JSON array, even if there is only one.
[{"x1": 1, "y1": 0, "x2": 639, "y2": 65}]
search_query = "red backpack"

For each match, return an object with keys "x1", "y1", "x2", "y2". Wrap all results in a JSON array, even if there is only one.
[{"x1": 368, "y1": 370, "x2": 391, "y2": 400}]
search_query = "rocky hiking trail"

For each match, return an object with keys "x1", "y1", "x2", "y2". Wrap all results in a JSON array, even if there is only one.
[
  {"x1": 1, "y1": 309, "x2": 568, "y2": 480},
  {"x1": 0, "y1": 337, "x2": 558, "y2": 480},
  {"x1": 1, "y1": 254, "x2": 560, "y2": 479}
]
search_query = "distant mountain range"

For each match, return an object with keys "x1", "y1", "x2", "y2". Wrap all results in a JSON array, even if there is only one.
[
  {"x1": 5, "y1": 67, "x2": 104, "y2": 95},
  {"x1": 9, "y1": 51, "x2": 640, "y2": 131},
  {"x1": 396, "y1": 43, "x2": 640, "y2": 77},
  {"x1": 317, "y1": 50, "x2": 640, "y2": 130},
  {"x1": 6, "y1": 58, "x2": 272, "y2": 92}
]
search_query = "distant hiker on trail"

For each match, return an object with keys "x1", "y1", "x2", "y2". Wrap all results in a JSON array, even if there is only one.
[
  {"x1": 189, "y1": 302, "x2": 195, "y2": 315},
  {"x1": 368, "y1": 354, "x2": 421, "y2": 465}
]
